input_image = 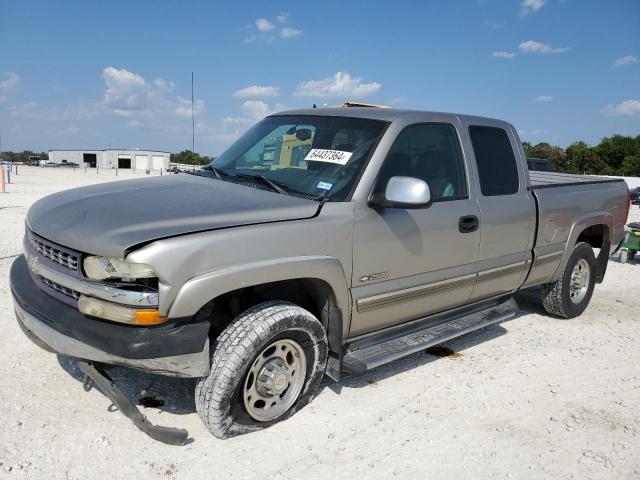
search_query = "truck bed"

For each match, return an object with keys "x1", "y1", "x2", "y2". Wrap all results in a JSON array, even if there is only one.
[{"x1": 529, "y1": 171, "x2": 625, "y2": 190}]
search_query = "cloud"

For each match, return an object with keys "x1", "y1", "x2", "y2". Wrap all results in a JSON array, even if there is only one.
[
  {"x1": 243, "y1": 34, "x2": 259, "y2": 44},
  {"x1": 245, "y1": 16, "x2": 302, "y2": 43},
  {"x1": 520, "y1": 0, "x2": 546, "y2": 16},
  {"x1": 102, "y1": 66, "x2": 155, "y2": 114},
  {"x1": 280, "y1": 27, "x2": 302, "y2": 39},
  {"x1": 175, "y1": 96, "x2": 205, "y2": 117},
  {"x1": 0, "y1": 95, "x2": 7, "y2": 104},
  {"x1": 216, "y1": 103, "x2": 270, "y2": 130},
  {"x1": 255, "y1": 18, "x2": 275, "y2": 32},
  {"x1": 153, "y1": 78, "x2": 176, "y2": 91},
  {"x1": 536, "y1": 95, "x2": 553, "y2": 102},
  {"x1": 518, "y1": 40, "x2": 569, "y2": 54},
  {"x1": 102, "y1": 66, "x2": 203, "y2": 118},
  {"x1": 484, "y1": 20, "x2": 505, "y2": 29},
  {"x1": 613, "y1": 55, "x2": 638, "y2": 67},
  {"x1": 59, "y1": 125, "x2": 79, "y2": 135},
  {"x1": 241, "y1": 100, "x2": 272, "y2": 120},
  {"x1": 294, "y1": 72, "x2": 382, "y2": 99},
  {"x1": 602, "y1": 99, "x2": 640, "y2": 116},
  {"x1": 103, "y1": 67, "x2": 145, "y2": 102},
  {"x1": 492, "y1": 51, "x2": 516, "y2": 59},
  {"x1": 518, "y1": 128, "x2": 546, "y2": 138},
  {"x1": 0, "y1": 72, "x2": 19, "y2": 89},
  {"x1": 389, "y1": 96, "x2": 407, "y2": 106},
  {"x1": 198, "y1": 100, "x2": 287, "y2": 143},
  {"x1": 233, "y1": 85, "x2": 280, "y2": 98},
  {"x1": 9, "y1": 102, "x2": 40, "y2": 118}
]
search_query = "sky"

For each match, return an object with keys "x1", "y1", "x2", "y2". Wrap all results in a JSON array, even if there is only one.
[{"x1": 0, "y1": 0, "x2": 638, "y2": 155}]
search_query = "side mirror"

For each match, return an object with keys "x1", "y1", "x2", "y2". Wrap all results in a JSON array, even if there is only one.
[{"x1": 370, "y1": 176, "x2": 431, "y2": 209}]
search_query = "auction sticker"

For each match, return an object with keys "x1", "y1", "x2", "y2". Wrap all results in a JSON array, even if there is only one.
[{"x1": 304, "y1": 149, "x2": 353, "y2": 165}]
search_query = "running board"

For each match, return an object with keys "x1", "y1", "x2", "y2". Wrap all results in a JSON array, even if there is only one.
[{"x1": 342, "y1": 297, "x2": 519, "y2": 374}]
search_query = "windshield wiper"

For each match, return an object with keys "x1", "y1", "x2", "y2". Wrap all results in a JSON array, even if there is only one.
[
  {"x1": 202, "y1": 165, "x2": 229, "y2": 180},
  {"x1": 313, "y1": 194, "x2": 331, "y2": 204},
  {"x1": 233, "y1": 172, "x2": 289, "y2": 195}
]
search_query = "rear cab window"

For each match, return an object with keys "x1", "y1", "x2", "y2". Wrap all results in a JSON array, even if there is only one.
[{"x1": 468, "y1": 126, "x2": 520, "y2": 196}]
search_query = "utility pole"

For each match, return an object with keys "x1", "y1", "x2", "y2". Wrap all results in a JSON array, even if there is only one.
[{"x1": 191, "y1": 72, "x2": 195, "y2": 153}]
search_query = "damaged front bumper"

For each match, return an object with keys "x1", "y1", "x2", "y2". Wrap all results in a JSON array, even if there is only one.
[
  {"x1": 77, "y1": 360, "x2": 190, "y2": 445},
  {"x1": 10, "y1": 255, "x2": 210, "y2": 378}
]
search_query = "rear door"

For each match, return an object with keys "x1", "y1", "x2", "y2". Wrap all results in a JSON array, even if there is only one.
[{"x1": 461, "y1": 121, "x2": 535, "y2": 301}]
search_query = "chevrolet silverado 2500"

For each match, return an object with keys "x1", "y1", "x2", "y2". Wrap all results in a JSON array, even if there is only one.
[{"x1": 10, "y1": 107, "x2": 630, "y2": 442}]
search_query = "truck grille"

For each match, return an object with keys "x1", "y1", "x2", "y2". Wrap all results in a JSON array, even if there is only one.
[
  {"x1": 29, "y1": 233, "x2": 80, "y2": 271},
  {"x1": 39, "y1": 276, "x2": 81, "y2": 300}
]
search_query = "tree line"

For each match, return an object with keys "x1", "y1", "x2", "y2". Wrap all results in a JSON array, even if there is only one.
[
  {"x1": 523, "y1": 134, "x2": 640, "y2": 177},
  {"x1": 0, "y1": 150, "x2": 49, "y2": 162},
  {"x1": 169, "y1": 150, "x2": 213, "y2": 166}
]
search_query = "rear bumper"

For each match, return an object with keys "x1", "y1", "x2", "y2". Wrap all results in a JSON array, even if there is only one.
[{"x1": 10, "y1": 256, "x2": 210, "y2": 377}]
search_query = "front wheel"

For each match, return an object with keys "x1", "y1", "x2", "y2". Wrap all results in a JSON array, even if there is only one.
[
  {"x1": 541, "y1": 242, "x2": 596, "y2": 318},
  {"x1": 195, "y1": 301, "x2": 328, "y2": 439}
]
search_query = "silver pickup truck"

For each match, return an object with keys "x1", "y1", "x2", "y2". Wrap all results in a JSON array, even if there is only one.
[{"x1": 10, "y1": 107, "x2": 630, "y2": 443}]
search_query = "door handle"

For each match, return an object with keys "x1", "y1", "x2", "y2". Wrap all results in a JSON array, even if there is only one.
[{"x1": 459, "y1": 215, "x2": 479, "y2": 233}]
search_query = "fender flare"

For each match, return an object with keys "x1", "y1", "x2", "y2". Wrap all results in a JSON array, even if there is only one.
[
  {"x1": 551, "y1": 211, "x2": 613, "y2": 282},
  {"x1": 168, "y1": 255, "x2": 351, "y2": 343}
]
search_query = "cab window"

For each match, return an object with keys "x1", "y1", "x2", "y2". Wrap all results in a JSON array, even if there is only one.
[
  {"x1": 469, "y1": 125, "x2": 519, "y2": 196},
  {"x1": 375, "y1": 123, "x2": 468, "y2": 201}
]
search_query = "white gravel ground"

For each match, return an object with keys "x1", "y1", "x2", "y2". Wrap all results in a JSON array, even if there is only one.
[{"x1": 1, "y1": 167, "x2": 639, "y2": 480}]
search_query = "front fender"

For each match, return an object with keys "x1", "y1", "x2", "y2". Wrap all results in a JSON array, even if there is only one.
[{"x1": 168, "y1": 255, "x2": 351, "y2": 339}]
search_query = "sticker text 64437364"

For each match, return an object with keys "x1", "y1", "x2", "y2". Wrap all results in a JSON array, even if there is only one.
[{"x1": 304, "y1": 149, "x2": 353, "y2": 165}]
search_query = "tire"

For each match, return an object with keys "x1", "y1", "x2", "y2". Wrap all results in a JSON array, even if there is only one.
[
  {"x1": 195, "y1": 301, "x2": 328, "y2": 439},
  {"x1": 620, "y1": 250, "x2": 628, "y2": 264},
  {"x1": 629, "y1": 250, "x2": 637, "y2": 261},
  {"x1": 541, "y1": 242, "x2": 596, "y2": 319}
]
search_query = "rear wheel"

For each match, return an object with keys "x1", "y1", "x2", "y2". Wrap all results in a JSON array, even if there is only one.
[
  {"x1": 195, "y1": 301, "x2": 328, "y2": 439},
  {"x1": 541, "y1": 242, "x2": 596, "y2": 318}
]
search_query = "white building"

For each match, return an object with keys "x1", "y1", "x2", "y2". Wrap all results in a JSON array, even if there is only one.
[{"x1": 47, "y1": 149, "x2": 170, "y2": 170}]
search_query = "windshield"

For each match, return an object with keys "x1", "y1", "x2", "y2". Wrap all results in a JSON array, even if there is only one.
[{"x1": 212, "y1": 115, "x2": 388, "y2": 201}]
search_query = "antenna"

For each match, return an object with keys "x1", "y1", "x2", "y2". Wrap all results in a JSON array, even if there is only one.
[{"x1": 191, "y1": 72, "x2": 195, "y2": 153}]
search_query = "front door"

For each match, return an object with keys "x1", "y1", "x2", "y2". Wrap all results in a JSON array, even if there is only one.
[{"x1": 350, "y1": 123, "x2": 480, "y2": 337}]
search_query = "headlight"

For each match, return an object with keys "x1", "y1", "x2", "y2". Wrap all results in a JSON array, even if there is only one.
[{"x1": 83, "y1": 256, "x2": 156, "y2": 281}]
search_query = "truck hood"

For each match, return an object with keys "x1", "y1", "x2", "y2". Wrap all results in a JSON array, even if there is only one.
[{"x1": 27, "y1": 174, "x2": 320, "y2": 257}]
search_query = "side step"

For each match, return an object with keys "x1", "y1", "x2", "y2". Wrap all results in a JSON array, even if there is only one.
[{"x1": 342, "y1": 297, "x2": 519, "y2": 374}]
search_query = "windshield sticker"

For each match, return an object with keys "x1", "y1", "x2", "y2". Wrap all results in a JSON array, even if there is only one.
[
  {"x1": 316, "y1": 181, "x2": 333, "y2": 191},
  {"x1": 304, "y1": 149, "x2": 353, "y2": 165}
]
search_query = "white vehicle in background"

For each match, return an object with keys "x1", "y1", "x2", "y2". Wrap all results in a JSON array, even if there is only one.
[{"x1": 39, "y1": 160, "x2": 59, "y2": 168}]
